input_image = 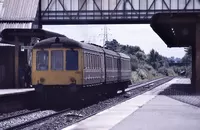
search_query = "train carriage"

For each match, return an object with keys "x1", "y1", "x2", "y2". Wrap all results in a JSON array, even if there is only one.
[
  {"x1": 119, "y1": 53, "x2": 131, "y2": 81},
  {"x1": 103, "y1": 48, "x2": 120, "y2": 83},
  {"x1": 118, "y1": 53, "x2": 132, "y2": 91},
  {"x1": 83, "y1": 44, "x2": 105, "y2": 86},
  {"x1": 31, "y1": 36, "x2": 131, "y2": 106}
]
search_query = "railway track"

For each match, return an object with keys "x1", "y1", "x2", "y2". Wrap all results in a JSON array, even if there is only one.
[
  {"x1": 5, "y1": 109, "x2": 71, "y2": 130},
  {"x1": 0, "y1": 109, "x2": 41, "y2": 122},
  {"x1": 126, "y1": 76, "x2": 173, "y2": 92},
  {"x1": 127, "y1": 76, "x2": 169, "y2": 89},
  {"x1": 0, "y1": 109, "x2": 72, "y2": 130}
]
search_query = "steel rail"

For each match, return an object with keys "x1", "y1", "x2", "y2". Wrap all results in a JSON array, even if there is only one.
[
  {"x1": 0, "y1": 109, "x2": 40, "y2": 122},
  {"x1": 6, "y1": 108, "x2": 71, "y2": 130}
]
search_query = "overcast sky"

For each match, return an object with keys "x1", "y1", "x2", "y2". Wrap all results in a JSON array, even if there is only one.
[{"x1": 43, "y1": 24, "x2": 185, "y2": 58}]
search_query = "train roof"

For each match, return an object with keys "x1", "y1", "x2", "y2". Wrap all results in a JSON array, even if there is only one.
[
  {"x1": 33, "y1": 37, "x2": 130, "y2": 58},
  {"x1": 118, "y1": 52, "x2": 130, "y2": 59},
  {"x1": 33, "y1": 37, "x2": 104, "y2": 53},
  {"x1": 103, "y1": 48, "x2": 119, "y2": 57}
]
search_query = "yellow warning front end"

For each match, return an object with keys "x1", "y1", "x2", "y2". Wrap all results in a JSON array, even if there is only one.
[{"x1": 31, "y1": 48, "x2": 83, "y2": 86}]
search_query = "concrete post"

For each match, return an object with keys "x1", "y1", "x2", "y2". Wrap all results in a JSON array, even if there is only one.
[
  {"x1": 14, "y1": 37, "x2": 19, "y2": 88},
  {"x1": 195, "y1": 23, "x2": 200, "y2": 93}
]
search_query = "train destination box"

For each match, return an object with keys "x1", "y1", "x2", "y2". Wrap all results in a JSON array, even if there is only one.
[{"x1": 21, "y1": 46, "x2": 33, "y2": 50}]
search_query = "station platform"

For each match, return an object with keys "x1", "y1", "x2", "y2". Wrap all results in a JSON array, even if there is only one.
[
  {"x1": 0, "y1": 88, "x2": 35, "y2": 97},
  {"x1": 63, "y1": 78, "x2": 200, "y2": 130}
]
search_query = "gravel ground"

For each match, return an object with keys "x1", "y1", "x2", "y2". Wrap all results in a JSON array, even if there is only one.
[
  {"x1": 24, "y1": 77, "x2": 172, "y2": 130},
  {"x1": 0, "y1": 109, "x2": 30, "y2": 120},
  {"x1": 0, "y1": 110, "x2": 56, "y2": 129}
]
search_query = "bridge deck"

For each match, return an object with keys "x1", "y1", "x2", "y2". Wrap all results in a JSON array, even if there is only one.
[{"x1": 40, "y1": 0, "x2": 200, "y2": 24}]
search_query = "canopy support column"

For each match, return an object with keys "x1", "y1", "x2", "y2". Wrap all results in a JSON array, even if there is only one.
[{"x1": 194, "y1": 23, "x2": 200, "y2": 93}]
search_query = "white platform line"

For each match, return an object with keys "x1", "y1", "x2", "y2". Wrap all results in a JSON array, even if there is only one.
[
  {"x1": 0, "y1": 88, "x2": 35, "y2": 96},
  {"x1": 63, "y1": 78, "x2": 177, "y2": 130}
]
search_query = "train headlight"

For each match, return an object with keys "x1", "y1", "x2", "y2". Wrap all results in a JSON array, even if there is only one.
[
  {"x1": 70, "y1": 77, "x2": 76, "y2": 84},
  {"x1": 40, "y1": 77, "x2": 45, "y2": 83}
]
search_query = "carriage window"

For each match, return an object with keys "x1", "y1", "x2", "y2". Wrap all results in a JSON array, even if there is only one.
[
  {"x1": 36, "y1": 51, "x2": 48, "y2": 71},
  {"x1": 86, "y1": 53, "x2": 88, "y2": 69},
  {"x1": 66, "y1": 50, "x2": 78, "y2": 70},
  {"x1": 90, "y1": 54, "x2": 92, "y2": 69},
  {"x1": 51, "y1": 50, "x2": 63, "y2": 70},
  {"x1": 106, "y1": 56, "x2": 112, "y2": 69},
  {"x1": 84, "y1": 53, "x2": 87, "y2": 69}
]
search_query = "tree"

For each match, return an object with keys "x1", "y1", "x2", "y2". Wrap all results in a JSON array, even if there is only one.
[
  {"x1": 104, "y1": 39, "x2": 120, "y2": 51},
  {"x1": 184, "y1": 46, "x2": 192, "y2": 57},
  {"x1": 160, "y1": 56, "x2": 169, "y2": 68},
  {"x1": 147, "y1": 49, "x2": 160, "y2": 69},
  {"x1": 120, "y1": 45, "x2": 144, "y2": 55},
  {"x1": 182, "y1": 46, "x2": 192, "y2": 64},
  {"x1": 136, "y1": 51, "x2": 146, "y2": 61},
  {"x1": 130, "y1": 55, "x2": 139, "y2": 71},
  {"x1": 147, "y1": 49, "x2": 169, "y2": 70}
]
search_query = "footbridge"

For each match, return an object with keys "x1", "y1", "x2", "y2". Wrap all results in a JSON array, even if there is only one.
[
  {"x1": 0, "y1": 0, "x2": 199, "y2": 28},
  {"x1": 40, "y1": 0, "x2": 200, "y2": 24}
]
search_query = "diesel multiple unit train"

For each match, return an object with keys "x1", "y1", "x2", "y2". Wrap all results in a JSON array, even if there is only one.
[{"x1": 32, "y1": 36, "x2": 131, "y2": 106}]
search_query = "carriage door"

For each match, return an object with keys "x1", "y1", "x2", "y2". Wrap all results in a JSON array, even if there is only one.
[
  {"x1": 117, "y1": 58, "x2": 121, "y2": 81},
  {"x1": 100, "y1": 54, "x2": 104, "y2": 82}
]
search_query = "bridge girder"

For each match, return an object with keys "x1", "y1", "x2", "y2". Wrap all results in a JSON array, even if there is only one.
[{"x1": 40, "y1": 0, "x2": 200, "y2": 24}]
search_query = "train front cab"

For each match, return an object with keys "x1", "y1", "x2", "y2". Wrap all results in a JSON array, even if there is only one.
[{"x1": 32, "y1": 47, "x2": 83, "y2": 106}]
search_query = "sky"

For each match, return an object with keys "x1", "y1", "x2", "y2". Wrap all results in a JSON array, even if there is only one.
[{"x1": 43, "y1": 24, "x2": 185, "y2": 58}]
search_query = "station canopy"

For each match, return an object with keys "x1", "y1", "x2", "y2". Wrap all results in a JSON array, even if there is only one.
[
  {"x1": 0, "y1": 28, "x2": 66, "y2": 44},
  {"x1": 150, "y1": 12, "x2": 198, "y2": 47}
]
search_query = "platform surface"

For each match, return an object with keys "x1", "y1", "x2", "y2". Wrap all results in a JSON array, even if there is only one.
[
  {"x1": 0, "y1": 88, "x2": 35, "y2": 96},
  {"x1": 63, "y1": 78, "x2": 200, "y2": 130},
  {"x1": 111, "y1": 94, "x2": 200, "y2": 130}
]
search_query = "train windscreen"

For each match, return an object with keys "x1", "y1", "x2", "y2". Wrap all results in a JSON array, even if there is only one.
[
  {"x1": 66, "y1": 50, "x2": 78, "y2": 70},
  {"x1": 36, "y1": 51, "x2": 49, "y2": 71},
  {"x1": 51, "y1": 50, "x2": 63, "y2": 70}
]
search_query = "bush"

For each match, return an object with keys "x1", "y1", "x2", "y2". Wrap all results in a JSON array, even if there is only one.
[
  {"x1": 136, "y1": 51, "x2": 146, "y2": 61},
  {"x1": 137, "y1": 69, "x2": 148, "y2": 80},
  {"x1": 158, "y1": 67, "x2": 167, "y2": 76},
  {"x1": 166, "y1": 68, "x2": 176, "y2": 76},
  {"x1": 143, "y1": 64, "x2": 153, "y2": 71},
  {"x1": 131, "y1": 71, "x2": 140, "y2": 83},
  {"x1": 185, "y1": 65, "x2": 192, "y2": 78},
  {"x1": 158, "y1": 67, "x2": 176, "y2": 76},
  {"x1": 130, "y1": 55, "x2": 139, "y2": 71}
]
